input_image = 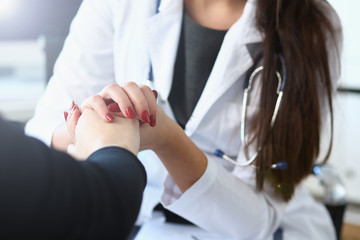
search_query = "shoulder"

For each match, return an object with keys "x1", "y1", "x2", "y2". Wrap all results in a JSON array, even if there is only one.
[{"x1": 0, "y1": 117, "x2": 25, "y2": 146}]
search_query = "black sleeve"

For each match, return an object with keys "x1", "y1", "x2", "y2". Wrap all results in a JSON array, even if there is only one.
[{"x1": 0, "y1": 118, "x2": 146, "y2": 240}]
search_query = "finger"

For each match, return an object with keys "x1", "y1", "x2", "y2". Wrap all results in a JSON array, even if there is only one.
[
  {"x1": 122, "y1": 82, "x2": 150, "y2": 123},
  {"x1": 100, "y1": 83, "x2": 136, "y2": 119},
  {"x1": 66, "y1": 111, "x2": 73, "y2": 138},
  {"x1": 67, "y1": 105, "x2": 81, "y2": 142},
  {"x1": 140, "y1": 85, "x2": 157, "y2": 127},
  {"x1": 152, "y1": 90, "x2": 158, "y2": 100},
  {"x1": 108, "y1": 102, "x2": 126, "y2": 117},
  {"x1": 108, "y1": 102, "x2": 121, "y2": 112},
  {"x1": 107, "y1": 103, "x2": 127, "y2": 119},
  {"x1": 81, "y1": 94, "x2": 114, "y2": 122},
  {"x1": 72, "y1": 105, "x2": 82, "y2": 126},
  {"x1": 65, "y1": 102, "x2": 76, "y2": 139}
]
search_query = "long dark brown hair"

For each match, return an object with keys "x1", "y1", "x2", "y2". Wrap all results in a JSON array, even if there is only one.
[{"x1": 250, "y1": 0, "x2": 342, "y2": 201}]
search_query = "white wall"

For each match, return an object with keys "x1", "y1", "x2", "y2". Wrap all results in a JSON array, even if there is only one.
[{"x1": 328, "y1": 0, "x2": 360, "y2": 89}]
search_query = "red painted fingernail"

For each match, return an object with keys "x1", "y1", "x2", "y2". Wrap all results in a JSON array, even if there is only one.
[
  {"x1": 150, "y1": 114, "x2": 156, "y2": 127},
  {"x1": 106, "y1": 113, "x2": 114, "y2": 121},
  {"x1": 141, "y1": 110, "x2": 150, "y2": 123},
  {"x1": 64, "y1": 111, "x2": 68, "y2": 121},
  {"x1": 70, "y1": 103, "x2": 77, "y2": 111},
  {"x1": 126, "y1": 107, "x2": 135, "y2": 119},
  {"x1": 152, "y1": 90, "x2": 158, "y2": 99},
  {"x1": 70, "y1": 101, "x2": 75, "y2": 110},
  {"x1": 108, "y1": 103, "x2": 121, "y2": 112}
]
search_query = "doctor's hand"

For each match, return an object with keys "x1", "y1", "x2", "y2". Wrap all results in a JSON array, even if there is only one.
[
  {"x1": 137, "y1": 106, "x2": 173, "y2": 151},
  {"x1": 81, "y1": 82, "x2": 157, "y2": 126},
  {"x1": 137, "y1": 105, "x2": 208, "y2": 193},
  {"x1": 65, "y1": 82, "x2": 157, "y2": 145},
  {"x1": 70, "y1": 109, "x2": 140, "y2": 160}
]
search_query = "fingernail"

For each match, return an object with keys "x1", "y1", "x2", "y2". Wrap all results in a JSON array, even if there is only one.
[
  {"x1": 64, "y1": 111, "x2": 68, "y2": 121},
  {"x1": 126, "y1": 107, "x2": 135, "y2": 119},
  {"x1": 70, "y1": 103, "x2": 77, "y2": 111},
  {"x1": 141, "y1": 110, "x2": 150, "y2": 123},
  {"x1": 150, "y1": 114, "x2": 156, "y2": 127},
  {"x1": 70, "y1": 101, "x2": 75, "y2": 110},
  {"x1": 108, "y1": 103, "x2": 121, "y2": 112},
  {"x1": 106, "y1": 113, "x2": 114, "y2": 122},
  {"x1": 152, "y1": 90, "x2": 158, "y2": 99}
]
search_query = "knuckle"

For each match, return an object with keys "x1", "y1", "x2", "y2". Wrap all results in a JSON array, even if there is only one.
[
  {"x1": 101, "y1": 83, "x2": 119, "y2": 95},
  {"x1": 107, "y1": 83, "x2": 119, "y2": 90},
  {"x1": 89, "y1": 95, "x2": 96, "y2": 102},
  {"x1": 135, "y1": 98, "x2": 148, "y2": 108},
  {"x1": 91, "y1": 94, "x2": 102, "y2": 102},
  {"x1": 124, "y1": 81, "x2": 138, "y2": 89},
  {"x1": 85, "y1": 95, "x2": 103, "y2": 109},
  {"x1": 141, "y1": 85, "x2": 152, "y2": 93}
]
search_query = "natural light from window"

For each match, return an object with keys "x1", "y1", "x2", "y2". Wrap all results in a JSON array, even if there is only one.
[{"x1": 329, "y1": 0, "x2": 360, "y2": 89}]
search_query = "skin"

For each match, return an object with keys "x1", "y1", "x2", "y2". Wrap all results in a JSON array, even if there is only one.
[
  {"x1": 72, "y1": 108, "x2": 140, "y2": 159},
  {"x1": 53, "y1": 0, "x2": 247, "y2": 192},
  {"x1": 67, "y1": 83, "x2": 207, "y2": 192},
  {"x1": 138, "y1": 107, "x2": 208, "y2": 192},
  {"x1": 52, "y1": 83, "x2": 157, "y2": 152},
  {"x1": 184, "y1": 0, "x2": 246, "y2": 30}
]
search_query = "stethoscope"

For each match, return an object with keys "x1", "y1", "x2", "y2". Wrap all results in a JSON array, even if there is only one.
[
  {"x1": 215, "y1": 53, "x2": 288, "y2": 170},
  {"x1": 148, "y1": 0, "x2": 287, "y2": 170}
]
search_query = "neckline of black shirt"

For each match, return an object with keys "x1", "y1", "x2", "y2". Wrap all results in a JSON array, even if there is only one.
[{"x1": 168, "y1": 8, "x2": 228, "y2": 129}]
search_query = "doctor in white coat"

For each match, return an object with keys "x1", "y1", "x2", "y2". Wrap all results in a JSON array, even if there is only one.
[{"x1": 26, "y1": 0, "x2": 342, "y2": 239}]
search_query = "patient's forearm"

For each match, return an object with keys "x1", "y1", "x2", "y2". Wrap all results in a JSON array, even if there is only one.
[{"x1": 51, "y1": 122, "x2": 73, "y2": 152}]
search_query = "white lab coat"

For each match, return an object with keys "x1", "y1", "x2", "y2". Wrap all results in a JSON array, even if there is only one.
[{"x1": 25, "y1": 0, "x2": 338, "y2": 239}]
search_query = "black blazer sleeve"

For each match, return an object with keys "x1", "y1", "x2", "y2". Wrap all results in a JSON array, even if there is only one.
[{"x1": 0, "y1": 118, "x2": 146, "y2": 240}]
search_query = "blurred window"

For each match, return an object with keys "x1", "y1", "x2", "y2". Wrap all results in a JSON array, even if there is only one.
[{"x1": 329, "y1": 0, "x2": 360, "y2": 89}]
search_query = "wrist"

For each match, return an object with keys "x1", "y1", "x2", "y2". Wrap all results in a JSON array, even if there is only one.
[
  {"x1": 151, "y1": 118, "x2": 183, "y2": 156},
  {"x1": 94, "y1": 138, "x2": 139, "y2": 156},
  {"x1": 51, "y1": 122, "x2": 73, "y2": 152}
]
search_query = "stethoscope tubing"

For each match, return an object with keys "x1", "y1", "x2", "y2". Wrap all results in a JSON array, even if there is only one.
[
  {"x1": 218, "y1": 53, "x2": 287, "y2": 170},
  {"x1": 148, "y1": 1, "x2": 287, "y2": 170}
]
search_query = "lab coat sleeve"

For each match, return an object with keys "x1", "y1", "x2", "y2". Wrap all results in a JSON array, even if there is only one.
[
  {"x1": 25, "y1": 0, "x2": 116, "y2": 145},
  {"x1": 161, "y1": 156, "x2": 287, "y2": 239}
]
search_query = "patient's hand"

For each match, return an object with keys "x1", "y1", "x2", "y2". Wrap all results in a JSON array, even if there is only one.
[
  {"x1": 64, "y1": 101, "x2": 81, "y2": 144},
  {"x1": 71, "y1": 109, "x2": 140, "y2": 160}
]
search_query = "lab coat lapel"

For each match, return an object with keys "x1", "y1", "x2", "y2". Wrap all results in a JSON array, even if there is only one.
[
  {"x1": 145, "y1": 0, "x2": 183, "y2": 102},
  {"x1": 185, "y1": 0, "x2": 263, "y2": 136}
]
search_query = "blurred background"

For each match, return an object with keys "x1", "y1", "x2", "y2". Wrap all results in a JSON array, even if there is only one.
[
  {"x1": 0, "y1": 0, "x2": 82, "y2": 121},
  {"x1": 0, "y1": 0, "x2": 359, "y2": 239}
]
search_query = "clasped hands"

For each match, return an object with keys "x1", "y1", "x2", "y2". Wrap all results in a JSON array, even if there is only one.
[{"x1": 64, "y1": 82, "x2": 166, "y2": 160}]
